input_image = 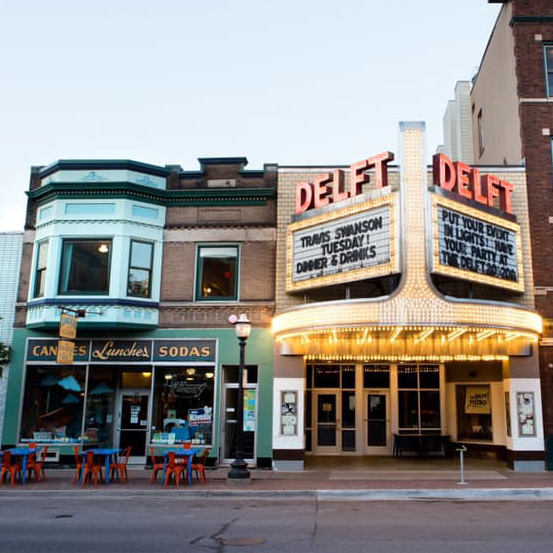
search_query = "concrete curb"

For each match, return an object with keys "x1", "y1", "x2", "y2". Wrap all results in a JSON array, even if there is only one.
[{"x1": 2, "y1": 488, "x2": 553, "y2": 501}]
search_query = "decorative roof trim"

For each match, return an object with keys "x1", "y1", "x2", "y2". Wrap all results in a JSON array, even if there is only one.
[
  {"x1": 37, "y1": 159, "x2": 170, "y2": 178},
  {"x1": 26, "y1": 182, "x2": 276, "y2": 207}
]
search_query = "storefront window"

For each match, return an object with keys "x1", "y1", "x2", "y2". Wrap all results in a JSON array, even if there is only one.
[
  {"x1": 456, "y1": 384, "x2": 492, "y2": 441},
  {"x1": 151, "y1": 366, "x2": 215, "y2": 445},
  {"x1": 20, "y1": 366, "x2": 86, "y2": 443},
  {"x1": 59, "y1": 239, "x2": 111, "y2": 295},
  {"x1": 84, "y1": 367, "x2": 118, "y2": 446},
  {"x1": 195, "y1": 245, "x2": 238, "y2": 300},
  {"x1": 397, "y1": 365, "x2": 441, "y2": 432}
]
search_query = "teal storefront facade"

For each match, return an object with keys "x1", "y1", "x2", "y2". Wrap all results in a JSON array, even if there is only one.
[{"x1": 2, "y1": 327, "x2": 273, "y2": 466}]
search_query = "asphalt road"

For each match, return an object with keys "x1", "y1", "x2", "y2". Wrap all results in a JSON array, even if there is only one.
[{"x1": 0, "y1": 496, "x2": 552, "y2": 552}]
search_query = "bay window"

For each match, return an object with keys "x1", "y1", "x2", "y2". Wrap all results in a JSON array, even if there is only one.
[
  {"x1": 59, "y1": 239, "x2": 111, "y2": 295},
  {"x1": 127, "y1": 240, "x2": 153, "y2": 298},
  {"x1": 34, "y1": 240, "x2": 49, "y2": 298}
]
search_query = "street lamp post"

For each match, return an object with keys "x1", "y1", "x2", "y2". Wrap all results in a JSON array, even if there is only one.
[{"x1": 228, "y1": 313, "x2": 251, "y2": 480}]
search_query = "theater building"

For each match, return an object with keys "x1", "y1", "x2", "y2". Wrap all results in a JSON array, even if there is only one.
[
  {"x1": 271, "y1": 122, "x2": 545, "y2": 471},
  {"x1": 1, "y1": 157, "x2": 276, "y2": 467}
]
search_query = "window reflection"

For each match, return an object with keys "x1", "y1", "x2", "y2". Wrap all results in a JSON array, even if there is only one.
[
  {"x1": 59, "y1": 239, "x2": 111, "y2": 294},
  {"x1": 84, "y1": 368, "x2": 118, "y2": 445},
  {"x1": 196, "y1": 246, "x2": 238, "y2": 300},
  {"x1": 151, "y1": 367, "x2": 215, "y2": 445},
  {"x1": 20, "y1": 366, "x2": 86, "y2": 443}
]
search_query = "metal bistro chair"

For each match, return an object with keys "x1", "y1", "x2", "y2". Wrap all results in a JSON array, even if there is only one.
[
  {"x1": 0, "y1": 451, "x2": 22, "y2": 487},
  {"x1": 149, "y1": 447, "x2": 164, "y2": 484},
  {"x1": 163, "y1": 452, "x2": 187, "y2": 489},
  {"x1": 72, "y1": 446, "x2": 83, "y2": 484},
  {"x1": 81, "y1": 450, "x2": 103, "y2": 487},
  {"x1": 191, "y1": 448, "x2": 210, "y2": 484},
  {"x1": 27, "y1": 446, "x2": 48, "y2": 482},
  {"x1": 109, "y1": 447, "x2": 132, "y2": 483}
]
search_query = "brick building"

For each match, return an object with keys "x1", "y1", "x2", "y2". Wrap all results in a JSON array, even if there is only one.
[
  {"x1": 470, "y1": 0, "x2": 553, "y2": 459},
  {"x1": 1, "y1": 158, "x2": 277, "y2": 468}
]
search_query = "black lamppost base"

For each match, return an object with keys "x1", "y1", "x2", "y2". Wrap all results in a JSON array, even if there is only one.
[{"x1": 228, "y1": 458, "x2": 250, "y2": 480}]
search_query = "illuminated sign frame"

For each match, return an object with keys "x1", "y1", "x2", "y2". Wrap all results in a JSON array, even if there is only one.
[
  {"x1": 431, "y1": 194, "x2": 524, "y2": 293},
  {"x1": 286, "y1": 192, "x2": 399, "y2": 292}
]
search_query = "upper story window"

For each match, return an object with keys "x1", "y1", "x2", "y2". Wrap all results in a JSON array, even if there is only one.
[
  {"x1": 33, "y1": 241, "x2": 49, "y2": 298},
  {"x1": 127, "y1": 240, "x2": 153, "y2": 298},
  {"x1": 545, "y1": 46, "x2": 553, "y2": 97},
  {"x1": 59, "y1": 239, "x2": 111, "y2": 295},
  {"x1": 195, "y1": 245, "x2": 238, "y2": 301},
  {"x1": 477, "y1": 108, "x2": 484, "y2": 155}
]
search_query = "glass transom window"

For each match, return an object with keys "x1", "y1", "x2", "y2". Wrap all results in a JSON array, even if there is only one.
[
  {"x1": 59, "y1": 239, "x2": 111, "y2": 295},
  {"x1": 196, "y1": 246, "x2": 238, "y2": 301}
]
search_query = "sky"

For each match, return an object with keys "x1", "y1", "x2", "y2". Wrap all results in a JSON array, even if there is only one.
[{"x1": 0, "y1": 0, "x2": 501, "y2": 232}]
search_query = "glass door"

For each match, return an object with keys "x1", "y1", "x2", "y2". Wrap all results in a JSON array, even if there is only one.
[
  {"x1": 314, "y1": 392, "x2": 340, "y2": 454},
  {"x1": 221, "y1": 385, "x2": 257, "y2": 465},
  {"x1": 363, "y1": 392, "x2": 391, "y2": 454},
  {"x1": 116, "y1": 390, "x2": 150, "y2": 463}
]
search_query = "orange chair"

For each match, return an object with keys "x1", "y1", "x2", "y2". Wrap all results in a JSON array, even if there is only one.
[
  {"x1": 81, "y1": 451, "x2": 103, "y2": 487},
  {"x1": 109, "y1": 447, "x2": 131, "y2": 483},
  {"x1": 0, "y1": 452, "x2": 22, "y2": 487},
  {"x1": 191, "y1": 448, "x2": 210, "y2": 484},
  {"x1": 163, "y1": 452, "x2": 186, "y2": 489},
  {"x1": 72, "y1": 446, "x2": 83, "y2": 484},
  {"x1": 27, "y1": 446, "x2": 48, "y2": 482},
  {"x1": 149, "y1": 447, "x2": 164, "y2": 484}
]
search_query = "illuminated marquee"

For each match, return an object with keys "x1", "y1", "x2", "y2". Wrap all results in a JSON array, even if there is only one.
[
  {"x1": 431, "y1": 195, "x2": 524, "y2": 292},
  {"x1": 433, "y1": 153, "x2": 514, "y2": 214},
  {"x1": 286, "y1": 193, "x2": 399, "y2": 292}
]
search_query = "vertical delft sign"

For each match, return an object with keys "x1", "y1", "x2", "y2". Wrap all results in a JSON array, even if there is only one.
[{"x1": 431, "y1": 153, "x2": 524, "y2": 293}]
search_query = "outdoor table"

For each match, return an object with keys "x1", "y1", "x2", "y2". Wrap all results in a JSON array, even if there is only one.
[
  {"x1": 80, "y1": 448, "x2": 121, "y2": 484},
  {"x1": 7, "y1": 447, "x2": 37, "y2": 485},
  {"x1": 162, "y1": 448, "x2": 202, "y2": 486}
]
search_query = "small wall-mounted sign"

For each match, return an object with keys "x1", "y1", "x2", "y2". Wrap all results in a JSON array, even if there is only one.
[{"x1": 281, "y1": 391, "x2": 298, "y2": 436}]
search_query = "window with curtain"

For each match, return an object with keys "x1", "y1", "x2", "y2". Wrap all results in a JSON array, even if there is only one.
[
  {"x1": 34, "y1": 240, "x2": 49, "y2": 298},
  {"x1": 127, "y1": 240, "x2": 153, "y2": 298},
  {"x1": 59, "y1": 239, "x2": 111, "y2": 294},
  {"x1": 195, "y1": 245, "x2": 238, "y2": 300}
]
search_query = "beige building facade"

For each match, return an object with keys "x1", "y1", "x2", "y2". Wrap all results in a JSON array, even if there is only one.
[{"x1": 271, "y1": 122, "x2": 544, "y2": 471}]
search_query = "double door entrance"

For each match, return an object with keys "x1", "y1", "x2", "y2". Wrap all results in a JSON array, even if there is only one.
[{"x1": 313, "y1": 391, "x2": 390, "y2": 455}]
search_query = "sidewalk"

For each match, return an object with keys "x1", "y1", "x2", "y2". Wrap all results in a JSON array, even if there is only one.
[{"x1": 2, "y1": 457, "x2": 553, "y2": 500}]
